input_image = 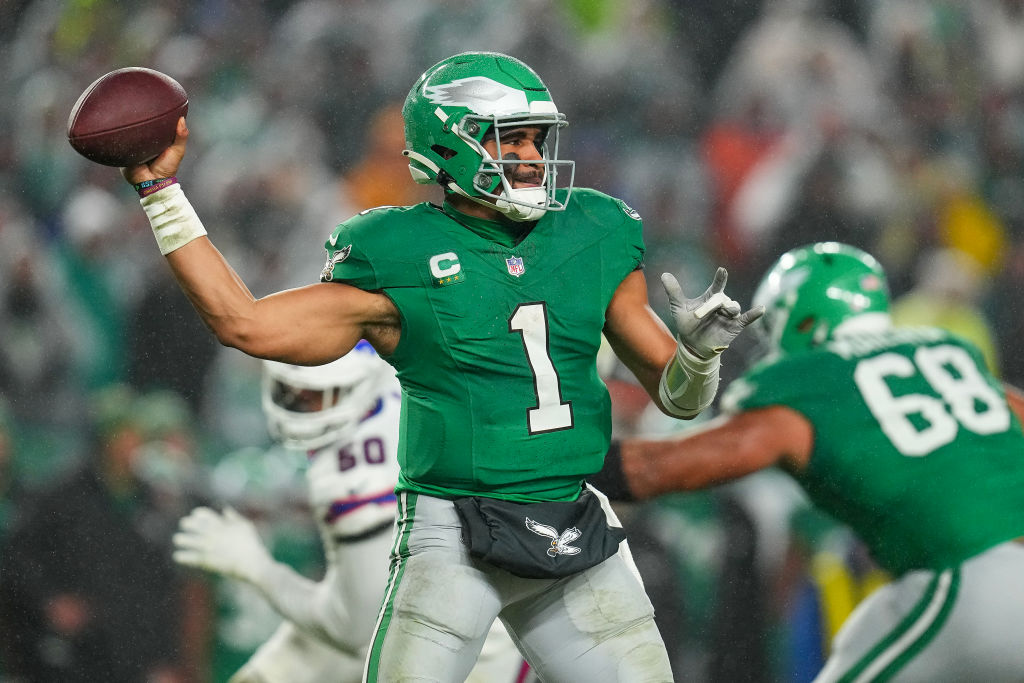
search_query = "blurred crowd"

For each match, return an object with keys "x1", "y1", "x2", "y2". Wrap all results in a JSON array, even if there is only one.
[{"x1": 2, "y1": 0, "x2": 1024, "y2": 681}]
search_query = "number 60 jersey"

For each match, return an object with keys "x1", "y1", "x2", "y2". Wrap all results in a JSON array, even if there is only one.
[
  {"x1": 321, "y1": 188, "x2": 645, "y2": 503},
  {"x1": 722, "y1": 326, "x2": 1024, "y2": 577},
  {"x1": 305, "y1": 379, "x2": 403, "y2": 542}
]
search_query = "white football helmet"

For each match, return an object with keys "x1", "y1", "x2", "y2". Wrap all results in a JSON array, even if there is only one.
[{"x1": 261, "y1": 342, "x2": 397, "y2": 450}]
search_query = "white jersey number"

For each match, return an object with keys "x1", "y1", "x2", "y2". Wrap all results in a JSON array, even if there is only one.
[
  {"x1": 509, "y1": 302, "x2": 573, "y2": 434},
  {"x1": 853, "y1": 344, "x2": 1009, "y2": 456}
]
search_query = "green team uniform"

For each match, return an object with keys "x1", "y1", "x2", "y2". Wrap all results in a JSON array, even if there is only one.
[
  {"x1": 725, "y1": 326, "x2": 1024, "y2": 682},
  {"x1": 724, "y1": 326, "x2": 1024, "y2": 575},
  {"x1": 323, "y1": 189, "x2": 672, "y2": 683},
  {"x1": 321, "y1": 188, "x2": 643, "y2": 502}
]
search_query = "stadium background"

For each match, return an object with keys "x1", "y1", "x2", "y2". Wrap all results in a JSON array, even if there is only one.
[{"x1": 0, "y1": 0, "x2": 1021, "y2": 680}]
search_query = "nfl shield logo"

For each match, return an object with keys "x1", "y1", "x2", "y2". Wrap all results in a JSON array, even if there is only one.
[{"x1": 506, "y1": 256, "x2": 525, "y2": 277}]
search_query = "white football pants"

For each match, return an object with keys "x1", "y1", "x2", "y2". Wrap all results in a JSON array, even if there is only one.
[
  {"x1": 363, "y1": 490, "x2": 673, "y2": 682},
  {"x1": 814, "y1": 539, "x2": 1024, "y2": 682}
]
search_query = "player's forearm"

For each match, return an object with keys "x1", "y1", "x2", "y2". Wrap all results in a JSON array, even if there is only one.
[
  {"x1": 250, "y1": 562, "x2": 362, "y2": 654},
  {"x1": 140, "y1": 185, "x2": 374, "y2": 363},
  {"x1": 618, "y1": 409, "x2": 810, "y2": 498},
  {"x1": 164, "y1": 238, "x2": 263, "y2": 350},
  {"x1": 617, "y1": 433, "x2": 734, "y2": 498},
  {"x1": 138, "y1": 183, "x2": 263, "y2": 349},
  {"x1": 655, "y1": 344, "x2": 720, "y2": 419}
]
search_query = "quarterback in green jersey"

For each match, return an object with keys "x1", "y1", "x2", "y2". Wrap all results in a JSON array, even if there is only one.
[
  {"x1": 599, "y1": 242, "x2": 1024, "y2": 681},
  {"x1": 119, "y1": 51, "x2": 762, "y2": 681}
]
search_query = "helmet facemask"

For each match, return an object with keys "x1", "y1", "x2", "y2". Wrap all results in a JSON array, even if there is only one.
[
  {"x1": 261, "y1": 344, "x2": 396, "y2": 451},
  {"x1": 402, "y1": 52, "x2": 576, "y2": 222},
  {"x1": 465, "y1": 114, "x2": 573, "y2": 221}
]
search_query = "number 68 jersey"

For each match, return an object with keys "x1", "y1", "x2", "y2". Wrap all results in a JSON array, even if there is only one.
[
  {"x1": 304, "y1": 380, "x2": 403, "y2": 542},
  {"x1": 722, "y1": 326, "x2": 1024, "y2": 576},
  {"x1": 322, "y1": 189, "x2": 645, "y2": 503}
]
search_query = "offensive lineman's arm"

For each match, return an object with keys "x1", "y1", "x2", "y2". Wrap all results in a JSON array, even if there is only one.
[
  {"x1": 122, "y1": 118, "x2": 400, "y2": 364},
  {"x1": 172, "y1": 507, "x2": 365, "y2": 654},
  {"x1": 595, "y1": 406, "x2": 813, "y2": 500}
]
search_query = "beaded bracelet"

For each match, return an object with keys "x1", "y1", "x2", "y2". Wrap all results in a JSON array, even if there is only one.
[{"x1": 133, "y1": 176, "x2": 178, "y2": 198}]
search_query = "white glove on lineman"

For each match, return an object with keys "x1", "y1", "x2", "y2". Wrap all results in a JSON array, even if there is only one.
[
  {"x1": 172, "y1": 506, "x2": 275, "y2": 586},
  {"x1": 658, "y1": 267, "x2": 763, "y2": 417}
]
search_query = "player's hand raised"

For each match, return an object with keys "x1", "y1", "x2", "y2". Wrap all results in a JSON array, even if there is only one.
[
  {"x1": 122, "y1": 116, "x2": 189, "y2": 185},
  {"x1": 662, "y1": 267, "x2": 764, "y2": 359}
]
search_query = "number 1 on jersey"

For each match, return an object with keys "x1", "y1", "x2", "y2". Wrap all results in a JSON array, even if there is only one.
[{"x1": 509, "y1": 303, "x2": 573, "y2": 434}]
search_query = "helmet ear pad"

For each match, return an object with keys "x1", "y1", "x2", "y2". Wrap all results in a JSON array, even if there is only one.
[{"x1": 404, "y1": 118, "x2": 501, "y2": 194}]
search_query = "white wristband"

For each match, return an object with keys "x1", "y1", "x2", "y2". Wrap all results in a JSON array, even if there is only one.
[
  {"x1": 658, "y1": 342, "x2": 721, "y2": 418},
  {"x1": 140, "y1": 183, "x2": 207, "y2": 255}
]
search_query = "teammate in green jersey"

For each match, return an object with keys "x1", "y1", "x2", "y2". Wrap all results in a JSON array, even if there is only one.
[
  {"x1": 118, "y1": 52, "x2": 762, "y2": 681},
  {"x1": 597, "y1": 242, "x2": 1024, "y2": 682}
]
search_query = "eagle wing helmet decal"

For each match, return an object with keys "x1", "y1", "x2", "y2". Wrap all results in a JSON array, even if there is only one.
[{"x1": 424, "y1": 77, "x2": 529, "y2": 116}]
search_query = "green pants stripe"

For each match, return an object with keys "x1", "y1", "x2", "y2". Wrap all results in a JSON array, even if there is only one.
[
  {"x1": 839, "y1": 568, "x2": 960, "y2": 683},
  {"x1": 363, "y1": 492, "x2": 417, "y2": 682}
]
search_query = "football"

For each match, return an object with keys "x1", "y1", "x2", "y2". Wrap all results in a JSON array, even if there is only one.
[{"x1": 67, "y1": 67, "x2": 188, "y2": 167}]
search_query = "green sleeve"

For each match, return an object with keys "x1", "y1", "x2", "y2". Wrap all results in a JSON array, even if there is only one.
[
  {"x1": 319, "y1": 204, "x2": 439, "y2": 289},
  {"x1": 721, "y1": 352, "x2": 833, "y2": 415}
]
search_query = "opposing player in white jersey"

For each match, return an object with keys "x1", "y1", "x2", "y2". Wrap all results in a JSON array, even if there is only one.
[{"x1": 173, "y1": 341, "x2": 529, "y2": 682}]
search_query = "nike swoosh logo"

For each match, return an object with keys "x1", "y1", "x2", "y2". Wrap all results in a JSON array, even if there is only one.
[{"x1": 329, "y1": 232, "x2": 339, "y2": 246}]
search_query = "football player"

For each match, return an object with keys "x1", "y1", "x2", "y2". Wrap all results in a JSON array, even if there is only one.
[
  {"x1": 173, "y1": 342, "x2": 529, "y2": 682},
  {"x1": 125, "y1": 51, "x2": 762, "y2": 681},
  {"x1": 595, "y1": 242, "x2": 1024, "y2": 681}
]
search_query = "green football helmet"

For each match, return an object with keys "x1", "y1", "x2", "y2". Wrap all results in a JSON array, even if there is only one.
[
  {"x1": 752, "y1": 242, "x2": 891, "y2": 354},
  {"x1": 402, "y1": 51, "x2": 574, "y2": 221}
]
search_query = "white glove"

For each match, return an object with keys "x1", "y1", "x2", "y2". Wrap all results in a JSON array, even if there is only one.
[
  {"x1": 226, "y1": 663, "x2": 270, "y2": 683},
  {"x1": 661, "y1": 267, "x2": 763, "y2": 359},
  {"x1": 228, "y1": 663, "x2": 271, "y2": 683},
  {"x1": 172, "y1": 506, "x2": 275, "y2": 586}
]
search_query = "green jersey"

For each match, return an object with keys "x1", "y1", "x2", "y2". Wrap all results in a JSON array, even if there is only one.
[
  {"x1": 723, "y1": 326, "x2": 1024, "y2": 575},
  {"x1": 321, "y1": 189, "x2": 644, "y2": 502}
]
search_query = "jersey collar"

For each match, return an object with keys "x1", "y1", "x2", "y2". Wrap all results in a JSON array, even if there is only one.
[{"x1": 439, "y1": 200, "x2": 534, "y2": 249}]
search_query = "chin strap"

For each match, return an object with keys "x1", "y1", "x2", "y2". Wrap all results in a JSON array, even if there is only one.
[
  {"x1": 404, "y1": 148, "x2": 548, "y2": 221},
  {"x1": 496, "y1": 186, "x2": 547, "y2": 221}
]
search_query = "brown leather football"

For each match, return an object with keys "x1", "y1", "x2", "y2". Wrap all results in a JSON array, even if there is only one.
[{"x1": 67, "y1": 67, "x2": 188, "y2": 167}]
